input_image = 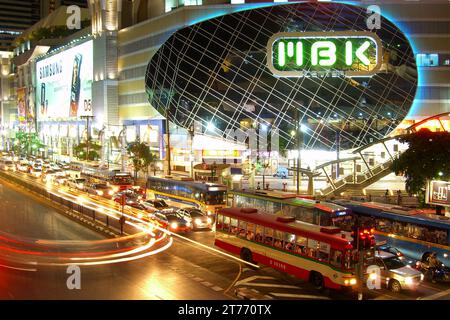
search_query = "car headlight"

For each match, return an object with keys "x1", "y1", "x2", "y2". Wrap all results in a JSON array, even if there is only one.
[
  {"x1": 195, "y1": 218, "x2": 202, "y2": 226},
  {"x1": 78, "y1": 184, "x2": 83, "y2": 189},
  {"x1": 97, "y1": 190, "x2": 103, "y2": 196},
  {"x1": 207, "y1": 210, "x2": 213, "y2": 215},
  {"x1": 405, "y1": 277, "x2": 413, "y2": 285},
  {"x1": 420, "y1": 274, "x2": 424, "y2": 281},
  {"x1": 207, "y1": 217, "x2": 212, "y2": 224},
  {"x1": 170, "y1": 222, "x2": 178, "y2": 229},
  {"x1": 369, "y1": 273, "x2": 377, "y2": 281},
  {"x1": 113, "y1": 187, "x2": 119, "y2": 192},
  {"x1": 108, "y1": 190, "x2": 114, "y2": 195},
  {"x1": 349, "y1": 278, "x2": 357, "y2": 285},
  {"x1": 186, "y1": 221, "x2": 191, "y2": 227}
]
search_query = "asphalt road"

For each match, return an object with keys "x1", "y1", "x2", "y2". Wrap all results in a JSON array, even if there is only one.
[
  {"x1": 0, "y1": 179, "x2": 239, "y2": 299},
  {"x1": 1, "y1": 172, "x2": 449, "y2": 300}
]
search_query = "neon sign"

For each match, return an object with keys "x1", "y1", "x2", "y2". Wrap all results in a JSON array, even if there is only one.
[{"x1": 267, "y1": 31, "x2": 382, "y2": 77}]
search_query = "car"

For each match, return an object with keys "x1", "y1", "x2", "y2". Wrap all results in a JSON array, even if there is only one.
[
  {"x1": 176, "y1": 207, "x2": 212, "y2": 230},
  {"x1": 149, "y1": 210, "x2": 191, "y2": 233},
  {"x1": 66, "y1": 178, "x2": 87, "y2": 191},
  {"x1": 273, "y1": 166, "x2": 288, "y2": 179},
  {"x1": 0, "y1": 159, "x2": 16, "y2": 171},
  {"x1": 53, "y1": 175, "x2": 68, "y2": 185},
  {"x1": 42, "y1": 169, "x2": 57, "y2": 183},
  {"x1": 366, "y1": 251, "x2": 423, "y2": 293},
  {"x1": 16, "y1": 160, "x2": 29, "y2": 172},
  {"x1": 29, "y1": 166, "x2": 42, "y2": 178},
  {"x1": 113, "y1": 189, "x2": 143, "y2": 207},
  {"x1": 141, "y1": 199, "x2": 175, "y2": 213},
  {"x1": 376, "y1": 244, "x2": 415, "y2": 265},
  {"x1": 86, "y1": 183, "x2": 115, "y2": 198}
]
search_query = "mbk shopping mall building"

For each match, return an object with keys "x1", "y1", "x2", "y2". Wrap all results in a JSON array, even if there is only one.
[{"x1": 5, "y1": 0, "x2": 450, "y2": 181}]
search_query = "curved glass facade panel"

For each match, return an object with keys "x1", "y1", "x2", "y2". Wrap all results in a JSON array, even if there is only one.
[{"x1": 145, "y1": 2, "x2": 417, "y2": 151}]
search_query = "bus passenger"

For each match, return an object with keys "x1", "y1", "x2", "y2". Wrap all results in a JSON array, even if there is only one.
[
  {"x1": 285, "y1": 242, "x2": 294, "y2": 251},
  {"x1": 274, "y1": 239, "x2": 282, "y2": 248},
  {"x1": 246, "y1": 231, "x2": 255, "y2": 241},
  {"x1": 265, "y1": 236, "x2": 273, "y2": 245},
  {"x1": 239, "y1": 229, "x2": 246, "y2": 238}
]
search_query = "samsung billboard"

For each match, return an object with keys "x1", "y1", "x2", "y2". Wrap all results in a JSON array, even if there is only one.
[{"x1": 36, "y1": 40, "x2": 93, "y2": 120}]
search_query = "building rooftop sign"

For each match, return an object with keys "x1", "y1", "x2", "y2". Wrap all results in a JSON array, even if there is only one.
[{"x1": 267, "y1": 31, "x2": 382, "y2": 78}]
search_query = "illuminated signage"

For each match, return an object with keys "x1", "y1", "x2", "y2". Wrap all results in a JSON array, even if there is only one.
[
  {"x1": 202, "y1": 150, "x2": 241, "y2": 157},
  {"x1": 428, "y1": 180, "x2": 450, "y2": 207},
  {"x1": 36, "y1": 40, "x2": 93, "y2": 120},
  {"x1": 267, "y1": 31, "x2": 382, "y2": 77}
]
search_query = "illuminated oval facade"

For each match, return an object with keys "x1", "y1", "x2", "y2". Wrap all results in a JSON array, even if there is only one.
[{"x1": 145, "y1": 2, "x2": 417, "y2": 151}]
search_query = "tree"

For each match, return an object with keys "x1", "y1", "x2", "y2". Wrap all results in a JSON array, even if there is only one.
[
  {"x1": 14, "y1": 131, "x2": 45, "y2": 156},
  {"x1": 127, "y1": 141, "x2": 158, "y2": 179},
  {"x1": 391, "y1": 128, "x2": 450, "y2": 205},
  {"x1": 73, "y1": 138, "x2": 101, "y2": 161}
]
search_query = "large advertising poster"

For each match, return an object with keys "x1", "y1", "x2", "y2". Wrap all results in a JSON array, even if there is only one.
[
  {"x1": 17, "y1": 87, "x2": 27, "y2": 124},
  {"x1": 35, "y1": 40, "x2": 93, "y2": 120},
  {"x1": 427, "y1": 180, "x2": 450, "y2": 207}
]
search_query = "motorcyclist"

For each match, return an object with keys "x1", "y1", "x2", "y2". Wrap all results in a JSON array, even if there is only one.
[{"x1": 427, "y1": 252, "x2": 442, "y2": 283}]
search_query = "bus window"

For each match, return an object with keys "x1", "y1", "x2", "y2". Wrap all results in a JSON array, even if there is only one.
[
  {"x1": 318, "y1": 242, "x2": 330, "y2": 262},
  {"x1": 238, "y1": 220, "x2": 247, "y2": 238},
  {"x1": 330, "y1": 249, "x2": 343, "y2": 268},
  {"x1": 223, "y1": 216, "x2": 230, "y2": 232},
  {"x1": 284, "y1": 233, "x2": 295, "y2": 252},
  {"x1": 255, "y1": 225, "x2": 264, "y2": 243},
  {"x1": 296, "y1": 208, "x2": 314, "y2": 224},
  {"x1": 307, "y1": 239, "x2": 319, "y2": 258},
  {"x1": 295, "y1": 235, "x2": 307, "y2": 255},
  {"x1": 230, "y1": 218, "x2": 239, "y2": 235},
  {"x1": 264, "y1": 227, "x2": 274, "y2": 246},
  {"x1": 246, "y1": 223, "x2": 255, "y2": 241},
  {"x1": 273, "y1": 230, "x2": 284, "y2": 249},
  {"x1": 318, "y1": 211, "x2": 331, "y2": 226},
  {"x1": 216, "y1": 214, "x2": 223, "y2": 230}
]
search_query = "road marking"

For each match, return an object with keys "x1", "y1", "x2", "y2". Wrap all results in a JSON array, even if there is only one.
[
  {"x1": 417, "y1": 288, "x2": 450, "y2": 300},
  {"x1": 193, "y1": 277, "x2": 204, "y2": 282},
  {"x1": 237, "y1": 282, "x2": 300, "y2": 289},
  {"x1": 235, "y1": 275, "x2": 276, "y2": 286},
  {"x1": 201, "y1": 281, "x2": 213, "y2": 287},
  {"x1": 211, "y1": 286, "x2": 224, "y2": 292},
  {"x1": 269, "y1": 292, "x2": 331, "y2": 300}
]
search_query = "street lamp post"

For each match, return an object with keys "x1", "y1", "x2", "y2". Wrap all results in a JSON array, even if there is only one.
[{"x1": 80, "y1": 115, "x2": 94, "y2": 161}]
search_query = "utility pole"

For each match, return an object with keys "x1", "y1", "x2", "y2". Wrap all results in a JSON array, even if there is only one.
[
  {"x1": 165, "y1": 111, "x2": 171, "y2": 176},
  {"x1": 80, "y1": 115, "x2": 94, "y2": 161},
  {"x1": 295, "y1": 109, "x2": 301, "y2": 195},
  {"x1": 336, "y1": 131, "x2": 340, "y2": 179}
]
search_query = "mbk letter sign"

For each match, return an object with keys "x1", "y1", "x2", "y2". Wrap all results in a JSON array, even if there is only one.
[
  {"x1": 66, "y1": 265, "x2": 81, "y2": 290},
  {"x1": 267, "y1": 31, "x2": 382, "y2": 78}
]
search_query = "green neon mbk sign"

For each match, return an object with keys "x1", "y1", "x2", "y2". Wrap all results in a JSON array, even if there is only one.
[{"x1": 267, "y1": 31, "x2": 382, "y2": 77}]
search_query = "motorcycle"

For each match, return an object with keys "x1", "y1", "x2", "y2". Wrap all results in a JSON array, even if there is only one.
[{"x1": 415, "y1": 254, "x2": 450, "y2": 284}]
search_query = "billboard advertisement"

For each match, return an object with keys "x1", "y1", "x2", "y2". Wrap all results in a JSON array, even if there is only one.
[
  {"x1": 17, "y1": 87, "x2": 26, "y2": 124},
  {"x1": 36, "y1": 40, "x2": 93, "y2": 120},
  {"x1": 427, "y1": 180, "x2": 450, "y2": 207}
]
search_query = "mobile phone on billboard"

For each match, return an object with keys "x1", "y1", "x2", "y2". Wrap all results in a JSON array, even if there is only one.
[
  {"x1": 40, "y1": 83, "x2": 46, "y2": 117},
  {"x1": 69, "y1": 53, "x2": 82, "y2": 117}
]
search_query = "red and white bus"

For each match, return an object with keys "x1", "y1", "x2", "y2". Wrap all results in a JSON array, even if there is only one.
[{"x1": 215, "y1": 207, "x2": 358, "y2": 290}]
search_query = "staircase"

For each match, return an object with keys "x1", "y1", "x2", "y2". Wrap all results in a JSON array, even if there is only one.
[{"x1": 318, "y1": 136, "x2": 407, "y2": 197}]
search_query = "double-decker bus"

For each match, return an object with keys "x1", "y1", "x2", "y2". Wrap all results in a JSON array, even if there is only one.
[
  {"x1": 335, "y1": 200, "x2": 450, "y2": 265},
  {"x1": 228, "y1": 189, "x2": 353, "y2": 230},
  {"x1": 215, "y1": 207, "x2": 357, "y2": 290},
  {"x1": 147, "y1": 176, "x2": 227, "y2": 215}
]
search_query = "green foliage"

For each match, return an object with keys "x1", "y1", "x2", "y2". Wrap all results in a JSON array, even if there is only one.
[
  {"x1": 73, "y1": 138, "x2": 101, "y2": 161},
  {"x1": 127, "y1": 141, "x2": 158, "y2": 178},
  {"x1": 391, "y1": 128, "x2": 450, "y2": 195},
  {"x1": 14, "y1": 131, "x2": 45, "y2": 155}
]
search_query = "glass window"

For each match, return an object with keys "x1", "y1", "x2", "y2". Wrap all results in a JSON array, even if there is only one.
[
  {"x1": 238, "y1": 220, "x2": 247, "y2": 238},
  {"x1": 216, "y1": 214, "x2": 223, "y2": 230},
  {"x1": 230, "y1": 218, "x2": 239, "y2": 235},
  {"x1": 255, "y1": 225, "x2": 264, "y2": 243},
  {"x1": 318, "y1": 242, "x2": 330, "y2": 262},
  {"x1": 264, "y1": 227, "x2": 274, "y2": 246},
  {"x1": 246, "y1": 223, "x2": 255, "y2": 241},
  {"x1": 273, "y1": 230, "x2": 284, "y2": 249},
  {"x1": 295, "y1": 235, "x2": 307, "y2": 255},
  {"x1": 223, "y1": 216, "x2": 230, "y2": 232},
  {"x1": 416, "y1": 53, "x2": 439, "y2": 67},
  {"x1": 284, "y1": 233, "x2": 296, "y2": 252},
  {"x1": 307, "y1": 239, "x2": 319, "y2": 258},
  {"x1": 330, "y1": 249, "x2": 343, "y2": 268}
]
